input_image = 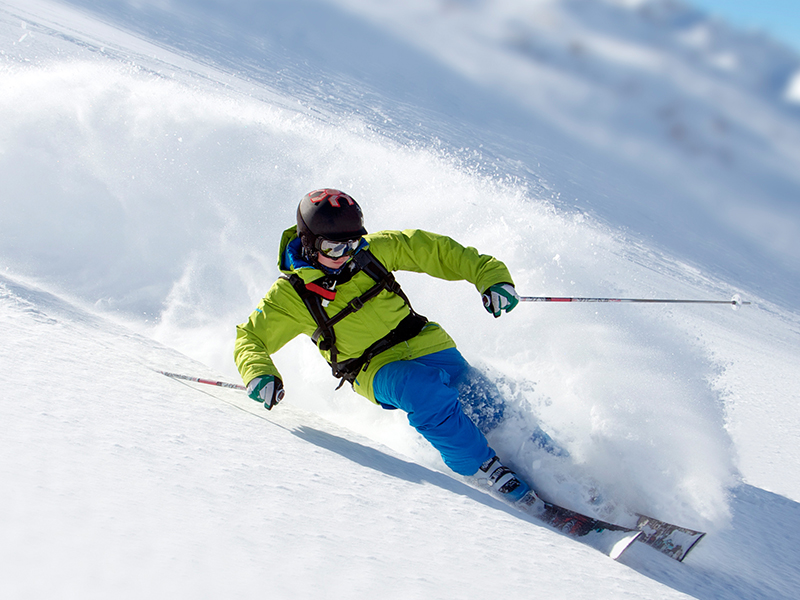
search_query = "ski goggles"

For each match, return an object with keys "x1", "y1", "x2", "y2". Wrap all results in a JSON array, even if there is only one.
[{"x1": 316, "y1": 238, "x2": 361, "y2": 258}]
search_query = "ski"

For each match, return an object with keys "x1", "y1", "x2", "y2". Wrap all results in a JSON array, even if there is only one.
[
  {"x1": 512, "y1": 493, "x2": 705, "y2": 561},
  {"x1": 633, "y1": 514, "x2": 706, "y2": 561},
  {"x1": 513, "y1": 492, "x2": 642, "y2": 560}
]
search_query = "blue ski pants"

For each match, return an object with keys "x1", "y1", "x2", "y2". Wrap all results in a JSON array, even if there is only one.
[{"x1": 372, "y1": 348, "x2": 496, "y2": 476}]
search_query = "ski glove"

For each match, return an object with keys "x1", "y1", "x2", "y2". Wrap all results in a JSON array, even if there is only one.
[
  {"x1": 246, "y1": 375, "x2": 285, "y2": 410},
  {"x1": 482, "y1": 283, "x2": 519, "y2": 318}
]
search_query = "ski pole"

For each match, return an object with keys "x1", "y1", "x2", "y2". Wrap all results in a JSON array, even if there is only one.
[
  {"x1": 518, "y1": 294, "x2": 750, "y2": 307},
  {"x1": 157, "y1": 370, "x2": 246, "y2": 390}
]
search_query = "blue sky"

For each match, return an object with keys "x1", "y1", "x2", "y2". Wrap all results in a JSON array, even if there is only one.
[{"x1": 688, "y1": 0, "x2": 800, "y2": 54}]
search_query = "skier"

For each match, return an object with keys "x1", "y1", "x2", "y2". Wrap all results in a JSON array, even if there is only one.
[{"x1": 234, "y1": 188, "x2": 532, "y2": 502}]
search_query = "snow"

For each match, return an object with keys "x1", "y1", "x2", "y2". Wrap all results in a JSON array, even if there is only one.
[
  {"x1": 787, "y1": 70, "x2": 800, "y2": 104},
  {"x1": 1, "y1": 0, "x2": 799, "y2": 598}
]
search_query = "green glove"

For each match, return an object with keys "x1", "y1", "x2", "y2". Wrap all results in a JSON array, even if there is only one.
[
  {"x1": 482, "y1": 283, "x2": 519, "y2": 318},
  {"x1": 246, "y1": 375, "x2": 285, "y2": 410}
]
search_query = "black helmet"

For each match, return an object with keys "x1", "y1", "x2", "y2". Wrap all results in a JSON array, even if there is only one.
[{"x1": 297, "y1": 189, "x2": 367, "y2": 253}]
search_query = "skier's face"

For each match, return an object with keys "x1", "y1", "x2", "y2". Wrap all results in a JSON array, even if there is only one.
[{"x1": 316, "y1": 252, "x2": 351, "y2": 270}]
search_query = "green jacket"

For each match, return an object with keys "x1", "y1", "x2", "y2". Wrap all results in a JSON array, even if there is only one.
[{"x1": 234, "y1": 226, "x2": 514, "y2": 403}]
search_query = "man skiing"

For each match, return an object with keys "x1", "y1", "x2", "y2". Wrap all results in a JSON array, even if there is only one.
[{"x1": 234, "y1": 188, "x2": 532, "y2": 502}]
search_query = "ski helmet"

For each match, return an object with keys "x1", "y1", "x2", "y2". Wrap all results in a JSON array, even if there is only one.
[{"x1": 296, "y1": 189, "x2": 367, "y2": 254}]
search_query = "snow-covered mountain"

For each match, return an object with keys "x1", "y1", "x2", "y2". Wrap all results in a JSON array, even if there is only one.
[{"x1": 2, "y1": 0, "x2": 799, "y2": 598}]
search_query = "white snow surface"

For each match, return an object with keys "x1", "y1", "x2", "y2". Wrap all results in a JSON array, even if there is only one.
[{"x1": 1, "y1": 0, "x2": 799, "y2": 598}]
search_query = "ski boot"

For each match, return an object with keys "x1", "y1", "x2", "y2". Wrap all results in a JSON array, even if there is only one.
[{"x1": 476, "y1": 456, "x2": 535, "y2": 503}]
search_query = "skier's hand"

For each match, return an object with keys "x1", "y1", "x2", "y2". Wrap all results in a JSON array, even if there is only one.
[
  {"x1": 482, "y1": 283, "x2": 519, "y2": 318},
  {"x1": 246, "y1": 375, "x2": 285, "y2": 410}
]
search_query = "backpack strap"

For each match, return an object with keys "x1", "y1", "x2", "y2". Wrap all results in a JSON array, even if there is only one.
[
  {"x1": 283, "y1": 273, "x2": 338, "y2": 353},
  {"x1": 283, "y1": 249, "x2": 427, "y2": 388}
]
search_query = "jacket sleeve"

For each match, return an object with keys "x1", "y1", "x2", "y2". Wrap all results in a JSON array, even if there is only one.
[
  {"x1": 370, "y1": 229, "x2": 514, "y2": 293},
  {"x1": 233, "y1": 279, "x2": 314, "y2": 386}
]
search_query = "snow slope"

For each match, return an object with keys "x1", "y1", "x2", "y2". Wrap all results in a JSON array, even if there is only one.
[{"x1": 1, "y1": 0, "x2": 800, "y2": 598}]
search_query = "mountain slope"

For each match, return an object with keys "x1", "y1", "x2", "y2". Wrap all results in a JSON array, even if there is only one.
[
  {"x1": 47, "y1": 0, "x2": 800, "y2": 308},
  {"x1": 3, "y1": 272, "x2": 800, "y2": 599}
]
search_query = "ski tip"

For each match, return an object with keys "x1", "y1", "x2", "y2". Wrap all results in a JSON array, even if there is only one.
[
  {"x1": 610, "y1": 531, "x2": 643, "y2": 560},
  {"x1": 677, "y1": 531, "x2": 706, "y2": 562},
  {"x1": 635, "y1": 515, "x2": 707, "y2": 562}
]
